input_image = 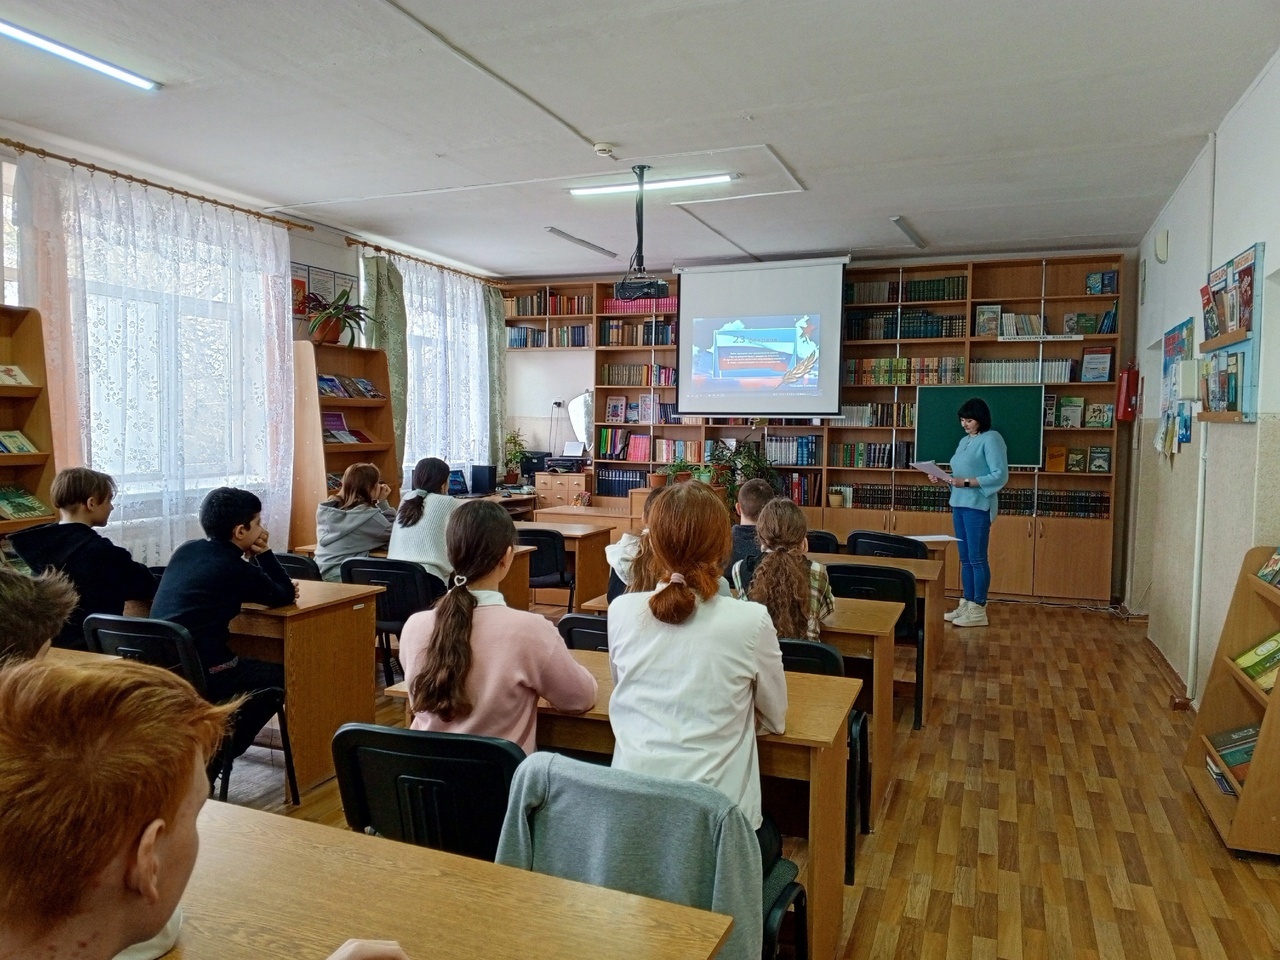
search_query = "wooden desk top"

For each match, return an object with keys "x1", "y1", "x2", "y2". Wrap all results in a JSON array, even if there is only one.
[
  {"x1": 290, "y1": 544, "x2": 536, "y2": 560},
  {"x1": 533, "y1": 505, "x2": 630, "y2": 519},
  {"x1": 45, "y1": 647, "x2": 118, "y2": 665},
  {"x1": 808, "y1": 553, "x2": 943, "y2": 583},
  {"x1": 179, "y1": 801, "x2": 731, "y2": 960},
  {"x1": 583, "y1": 593, "x2": 609, "y2": 613},
  {"x1": 238, "y1": 579, "x2": 384, "y2": 617},
  {"x1": 514, "y1": 520, "x2": 615, "y2": 539},
  {"x1": 822, "y1": 596, "x2": 903, "y2": 638},
  {"x1": 388, "y1": 649, "x2": 858, "y2": 750}
]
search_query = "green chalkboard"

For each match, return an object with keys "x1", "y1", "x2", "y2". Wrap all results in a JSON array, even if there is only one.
[{"x1": 914, "y1": 385, "x2": 1045, "y2": 467}]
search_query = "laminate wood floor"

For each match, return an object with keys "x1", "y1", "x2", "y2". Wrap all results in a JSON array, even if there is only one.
[{"x1": 227, "y1": 601, "x2": 1280, "y2": 959}]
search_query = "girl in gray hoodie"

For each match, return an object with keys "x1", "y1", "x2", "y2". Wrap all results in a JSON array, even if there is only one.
[{"x1": 315, "y1": 463, "x2": 397, "y2": 580}]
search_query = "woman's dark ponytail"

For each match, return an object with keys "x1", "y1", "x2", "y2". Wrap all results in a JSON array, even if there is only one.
[{"x1": 397, "y1": 457, "x2": 451, "y2": 527}]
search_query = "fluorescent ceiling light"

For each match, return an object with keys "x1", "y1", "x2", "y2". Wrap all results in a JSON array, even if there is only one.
[
  {"x1": 890, "y1": 215, "x2": 927, "y2": 249},
  {"x1": 570, "y1": 174, "x2": 734, "y2": 197},
  {"x1": 545, "y1": 227, "x2": 617, "y2": 259},
  {"x1": 0, "y1": 18, "x2": 160, "y2": 90}
]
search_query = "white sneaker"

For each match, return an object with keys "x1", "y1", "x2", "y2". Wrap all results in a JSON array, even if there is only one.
[
  {"x1": 944, "y1": 600, "x2": 971, "y2": 622},
  {"x1": 952, "y1": 603, "x2": 989, "y2": 627}
]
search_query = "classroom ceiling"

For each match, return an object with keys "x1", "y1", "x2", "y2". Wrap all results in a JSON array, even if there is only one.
[{"x1": 2, "y1": 0, "x2": 1279, "y2": 279}]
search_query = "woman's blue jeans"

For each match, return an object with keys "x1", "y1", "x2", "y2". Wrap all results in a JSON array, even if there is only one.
[{"x1": 952, "y1": 506, "x2": 992, "y2": 605}]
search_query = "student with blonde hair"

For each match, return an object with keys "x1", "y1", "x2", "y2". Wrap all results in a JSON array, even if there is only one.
[
  {"x1": 607, "y1": 481, "x2": 787, "y2": 870},
  {"x1": 400, "y1": 500, "x2": 596, "y2": 754},
  {"x1": 730, "y1": 497, "x2": 834, "y2": 642},
  {"x1": 0, "y1": 658, "x2": 408, "y2": 960},
  {"x1": 315, "y1": 462, "x2": 396, "y2": 581}
]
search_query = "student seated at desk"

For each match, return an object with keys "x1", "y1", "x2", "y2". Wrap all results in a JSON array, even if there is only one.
[
  {"x1": 606, "y1": 486, "x2": 733, "y2": 603},
  {"x1": 729, "y1": 498, "x2": 834, "y2": 642},
  {"x1": 0, "y1": 567, "x2": 78, "y2": 664},
  {"x1": 607, "y1": 481, "x2": 787, "y2": 871},
  {"x1": 400, "y1": 500, "x2": 596, "y2": 754},
  {"x1": 387, "y1": 457, "x2": 458, "y2": 584},
  {"x1": 150, "y1": 487, "x2": 297, "y2": 708},
  {"x1": 0, "y1": 658, "x2": 409, "y2": 960},
  {"x1": 315, "y1": 462, "x2": 397, "y2": 581},
  {"x1": 723, "y1": 477, "x2": 773, "y2": 578},
  {"x1": 10, "y1": 467, "x2": 158, "y2": 650}
]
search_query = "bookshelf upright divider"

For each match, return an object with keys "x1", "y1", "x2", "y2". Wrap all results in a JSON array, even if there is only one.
[{"x1": 0, "y1": 305, "x2": 57, "y2": 535}]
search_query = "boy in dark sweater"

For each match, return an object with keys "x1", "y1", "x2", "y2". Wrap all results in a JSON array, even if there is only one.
[
  {"x1": 10, "y1": 467, "x2": 158, "y2": 650},
  {"x1": 150, "y1": 487, "x2": 297, "y2": 705},
  {"x1": 724, "y1": 477, "x2": 775, "y2": 579}
]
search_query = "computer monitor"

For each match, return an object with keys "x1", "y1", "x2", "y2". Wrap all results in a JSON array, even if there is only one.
[{"x1": 447, "y1": 469, "x2": 469, "y2": 496}]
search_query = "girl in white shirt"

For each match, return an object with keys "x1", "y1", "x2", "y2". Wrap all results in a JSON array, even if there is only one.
[
  {"x1": 607, "y1": 480, "x2": 788, "y2": 872},
  {"x1": 387, "y1": 457, "x2": 458, "y2": 585}
]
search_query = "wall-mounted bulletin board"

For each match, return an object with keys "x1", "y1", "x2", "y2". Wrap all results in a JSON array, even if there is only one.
[{"x1": 1197, "y1": 243, "x2": 1263, "y2": 423}]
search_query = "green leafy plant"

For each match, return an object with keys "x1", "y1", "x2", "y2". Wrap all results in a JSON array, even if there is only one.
[
  {"x1": 503, "y1": 428, "x2": 528, "y2": 474},
  {"x1": 305, "y1": 288, "x2": 371, "y2": 346},
  {"x1": 663, "y1": 456, "x2": 695, "y2": 479}
]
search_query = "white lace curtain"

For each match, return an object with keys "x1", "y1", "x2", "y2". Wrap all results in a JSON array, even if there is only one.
[
  {"x1": 15, "y1": 156, "x2": 294, "y2": 564},
  {"x1": 393, "y1": 255, "x2": 492, "y2": 481}
]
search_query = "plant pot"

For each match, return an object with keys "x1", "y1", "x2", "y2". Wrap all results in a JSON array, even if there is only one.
[
  {"x1": 310, "y1": 317, "x2": 344, "y2": 344},
  {"x1": 827, "y1": 493, "x2": 846, "y2": 509},
  {"x1": 648, "y1": 472, "x2": 668, "y2": 488},
  {"x1": 503, "y1": 470, "x2": 520, "y2": 485},
  {"x1": 674, "y1": 472, "x2": 693, "y2": 484}
]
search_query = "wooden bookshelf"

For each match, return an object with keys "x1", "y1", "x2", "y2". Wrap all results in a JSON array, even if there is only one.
[
  {"x1": 501, "y1": 254, "x2": 1127, "y2": 603},
  {"x1": 289, "y1": 341, "x2": 399, "y2": 549},
  {"x1": 0, "y1": 305, "x2": 56, "y2": 535},
  {"x1": 1183, "y1": 546, "x2": 1280, "y2": 856}
]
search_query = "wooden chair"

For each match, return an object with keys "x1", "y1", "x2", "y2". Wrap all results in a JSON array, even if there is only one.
[{"x1": 339, "y1": 557, "x2": 446, "y2": 686}]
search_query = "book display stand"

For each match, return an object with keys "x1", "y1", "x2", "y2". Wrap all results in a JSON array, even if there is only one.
[
  {"x1": 290, "y1": 341, "x2": 399, "y2": 548},
  {"x1": 0, "y1": 305, "x2": 56, "y2": 536},
  {"x1": 1183, "y1": 546, "x2": 1280, "y2": 855}
]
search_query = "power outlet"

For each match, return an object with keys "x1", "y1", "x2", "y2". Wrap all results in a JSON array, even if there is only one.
[{"x1": 552, "y1": 397, "x2": 564, "y2": 407}]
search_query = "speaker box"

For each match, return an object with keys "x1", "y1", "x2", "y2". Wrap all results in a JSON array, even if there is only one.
[{"x1": 470, "y1": 464, "x2": 497, "y2": 495}]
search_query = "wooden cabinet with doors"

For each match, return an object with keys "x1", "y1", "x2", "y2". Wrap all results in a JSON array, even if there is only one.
[
  {"x1": 1031, "y1": 516, "x2": 1112, "y2": 602},
  {"x1": 534, "y1": 471, "x2": 591, "y2": 509}
]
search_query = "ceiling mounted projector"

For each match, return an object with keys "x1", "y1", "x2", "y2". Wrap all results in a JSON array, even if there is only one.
[{"x1": 614, "y1": 164, "x2": 669, "y2": 301}]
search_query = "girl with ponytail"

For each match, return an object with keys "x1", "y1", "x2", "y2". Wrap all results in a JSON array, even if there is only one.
[
  {"x1": 387, "y1": 457, "x2": 458, "y2": 584},
  {"x1": 731, "y1": 498, "x2": 834, "y2": 641},
  {"x1": 606, "y1": 481, "x2": 788, "y2": 858},
  {"x1": 399, "y1": 500, "x2": 596, "y2": 753}
]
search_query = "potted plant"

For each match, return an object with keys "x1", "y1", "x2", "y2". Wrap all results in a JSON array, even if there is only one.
[
  {"x1": 305, "y1": 288, "x2": 372, "y2": 346},
  {"x1": 827, "y1": 487, "x2": 846, "y2": 509},
  {"x1": 502, "y1": 428, "x2": 527, "y2": 485},
  {"x1": 663, "y1": 456, "x2": 695, "y2": 484},
  {"x1": 647, "y1": 470, "x2": 668, "y2": 488}
]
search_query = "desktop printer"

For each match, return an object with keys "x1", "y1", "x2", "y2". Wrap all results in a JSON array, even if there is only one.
[{"x1": 546, "y1": 457, "x2": 586, "y2": 473}]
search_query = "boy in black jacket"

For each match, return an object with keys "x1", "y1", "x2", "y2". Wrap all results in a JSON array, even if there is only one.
[
  {"x1": 10, "y1": 467, "x2": 158, "y2": 650},
  {"x1": 151, "y1": 487, "x2": 298, "y2": 704}
]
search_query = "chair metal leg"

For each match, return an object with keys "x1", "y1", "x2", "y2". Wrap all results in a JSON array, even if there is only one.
[
  {"x1": 858, "y1": 714, "x2": 871, "y2": 835},
  {"x1": 845, "y1": 713, "x2": 859, "y2": 886},
  {"x1": 218, "y1": 746, "x2": 234, "y2": 802},
  {"x1": 913, "y1": 629, "x2": 924, "y2": 730},
  {"x1": 275, "y1": 705, "x2": 300, "y2": 806},
  {"x1": 378, "y1": 631, "x2": 395, "y2": 687},
  {"x1": 791, "y1": 884, "x2": 809, "y2": 960},
  {"x1": 566, "y1": 580, "x2": 576, "y2": 614}
]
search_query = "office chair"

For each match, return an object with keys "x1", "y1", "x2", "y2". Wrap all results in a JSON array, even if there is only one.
[
  {"x1": 273, "y1": 551, "x2": 322, "y2": 581},
  {"x1": 557, "y1": 613, "x2": 608, "y2": 652},
  {"x1": 332, "y1": 724, "x2": 525, "y2": 862},
  {"x1": 339, "y1": 557, "x2": 446, "y2": 686},
  {"x1": 82, "y1": 613, "x2": 299, "y2": 805},
  {"x1": 805, "y1": 530, "x2": 840, "y2": 554},
  {"x1": 519, "y1": 529, "x2": 576, "y2": 613},
  {"x1": 826, "y1": 563, "x2": 925, "y2": 729},
  {"x1": 778, "y1": 639, "x2": 869, "y2": 884}
]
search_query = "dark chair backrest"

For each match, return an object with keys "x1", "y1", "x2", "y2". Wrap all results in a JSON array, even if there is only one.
[
  {"x1": 806, "y1": 530, "x2": 840, "y2": 554},
  {"x1": 340, "y1": 557, "x2": 446, "y2": 633},
  {"x1": 826, "y1": 563, "x2": 918, "y2": 640},
  {"x1": 779, "y1": 638, "x2": 844, "y2": 676},
  {"x1": 518, "y1": 529, "x2": 568, "y2": 580},
  {"x1": 557, "y1": 613, "x2": 608, "y2": 652},
  {"x1": 82, "y1": 613, "x2": 208, "y2": 696},
  {"x1": 332, "y1": 724, "x2": 525, "y2": 861},
  {"x1": 148, "y1": 566, "x2": 167, "y2": 579},
  {"x1": 274, "y1": 552, "x2": 322, "y2": 581},
  {"x1": 845, "y1": 530, "x2": 928, "y2": 560}
]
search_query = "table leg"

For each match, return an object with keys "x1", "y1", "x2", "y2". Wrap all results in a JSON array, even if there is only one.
[
  {"x1": 807, "y1": 736, "x2": 848, "y2": 960},
  {"x1": 868, "y1": 628, "x2": 893, "y2": 829},
  {"x1": 501, "y1": 550, "x2": 531, "y2": 611},
  {"x1": 571, "y1": 533, "x2": 610, "y2": 613},
  {"x1": 923, "y1": 574, "x2": 944, "y2": 724}
]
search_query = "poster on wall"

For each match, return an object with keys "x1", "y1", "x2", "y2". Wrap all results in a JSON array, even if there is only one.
[
  {"x1": 308, "y1": 268, "x2": 336, "y2": 304},
  {"x1": 334, "y1": 273, "x2": 357, "y2": 302},
  {"x1": 1157, "y1": 317, "x2": 1194, "y2": 456},
  {"x1": 290, "y1": 263, "x2": 308, "y2": 317}
]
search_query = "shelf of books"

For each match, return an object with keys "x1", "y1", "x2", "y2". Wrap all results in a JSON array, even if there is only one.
[
  {"x1": 0, "y1": 306, "x2": 56, "y2": 538},
  {"x1": 503, "y1": 282, "x2": 595, "y2": 350},
  {"x1": 505, "y1": 255, "x2": 1125, "y2": 602},
  {"x1": 1182, "y1": 545, "x2": 1280, "y2": 856},
  {"x1": 289, "y1": 341, "x2": 399, "y2": 549}
]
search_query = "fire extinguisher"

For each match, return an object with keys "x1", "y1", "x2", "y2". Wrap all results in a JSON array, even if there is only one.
[{"x1": 1116, "y1": 360, "x2": 1138, "y2": 421}]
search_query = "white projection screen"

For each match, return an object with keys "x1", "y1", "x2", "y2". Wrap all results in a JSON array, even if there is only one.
[{"x1": 676, "y1": 258, "x2": 847, "y2": 416}]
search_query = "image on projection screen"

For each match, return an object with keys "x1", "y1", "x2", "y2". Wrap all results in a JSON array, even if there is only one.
[{"x1": 688, "y1": 313, "x2": 822, "y2": 399}]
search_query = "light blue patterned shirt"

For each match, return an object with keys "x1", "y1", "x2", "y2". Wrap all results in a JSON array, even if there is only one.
[{"x1": 948, "y1": 430, "x2": 1009, "y2": 519}]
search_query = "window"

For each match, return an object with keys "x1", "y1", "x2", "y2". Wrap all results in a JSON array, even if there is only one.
[{"x1": 1, "y1": 161, "x2": 16, "y2": 305}]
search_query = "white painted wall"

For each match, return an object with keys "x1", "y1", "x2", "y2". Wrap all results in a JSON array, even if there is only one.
[
  {"x1": 505, "y1": 350, "x2": 594, "y2": 457},
  {"x1": 290, "y1": 227, "x2": 360, "y2": 279}
]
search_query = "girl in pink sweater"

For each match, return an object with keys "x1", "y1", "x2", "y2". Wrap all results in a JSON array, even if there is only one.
[{"x1": 399, "y1": 500, "x2": 597, "y2": 754}]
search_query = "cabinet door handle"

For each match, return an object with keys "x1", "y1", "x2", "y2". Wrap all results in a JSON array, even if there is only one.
[
  {"x1": 1038, "y1": 521, "x2": 1044, "y2": 539},
  {"x1": 1027, "y1": 520, "x2": 1033, "y2": 538}
]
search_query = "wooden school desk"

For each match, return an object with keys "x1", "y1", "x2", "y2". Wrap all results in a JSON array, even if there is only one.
[
  {"x1": 389, "y1": 650, "x2": 860, "y2": 960},
  {"x1": 532, "y1": 504, "x2": 632, "y2": 542},
  {"x1": 512, "y1": 520, "x2": 612, "y2": 613},
  {"x1": 179, "y1": 801, "x2": 732, "y2": 960},
  {"x1": 291, "y1": 543, "x2": 536, "y2": 611},
  {"x1": 809, "y1": 551, "x2": 945, "y2": 724},
  {"x1": 578, "y1": 592, "x2": 902, "y2": 829},
  {"x1": 132, "y1": 580, "x2": 383, "y2": 792},
  {"x1": 45, "y1": 647, "x2": 118, "y2": 665}
]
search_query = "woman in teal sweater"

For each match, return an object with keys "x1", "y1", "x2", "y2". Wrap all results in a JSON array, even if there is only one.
[{"x1": 934, "y1": 398, "x2": 1008, "y2": 627}]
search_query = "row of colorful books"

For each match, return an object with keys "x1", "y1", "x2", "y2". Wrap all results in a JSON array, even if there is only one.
[
  {"x1": 0, "y1": 485, "x2": 53, "y2": 521},
  {"x1": 316, "y1": 373, "x2": 386, "y2": 399},
  {"x1": 651, "y1": 439, "x2": 706, "y2": 464},
  {"x1": 1256, "y1": 547, "x2": 1280, "y2": 585},
  {"x1": 594, "y1": 467, "x2": 649, "y2": 498},
  {"x1": 599, "y1": 363, "x2": 677, "y2": 387},
  {"x1": 1045, "y1": 445, "x2": 1111, "y2": 473},
  {"x1": 842, "y1": 309, "x2": 966, "y2": 341},
  {"x1": 785, "y1": 472, "x2": 822, "y2": 508},
  {"x1": 846, "y1": 276, "x2": 968, "y2": 304},
  {"x1": 829, "y1": 441, "x2": 913, "y2": 469},
  {"x1": 764, "y1": 434, "x2": 823, "y2": 467},
  {"x1": 598, "y1": 296, "x2": 679, "y2": 315},
  {"x1": 830, "y1": 402, "x2": 917, "y2": 428},
  {"x1": 969, "y1": 358, "x2": 1078, "y2": 385},
  {"x1": 1035, "y1": 490, "x2": 1110, "y2": 519},
  {"x1": 1047, "y1": 397, "x2": 1115, "y2": 429},
  {"x1": 845, "y1": 356, "x2": 966, "y2": 386},
  {"x1": 1233, "y1": 631, "x2": 1280, "y2": 693},
  {"x1": 598, "y1": 318, "x2": 676, "y2": 346},
  {"x1": 0, "y1": 429, "x2": 39, "y2": 454},
  {"x1": 320, "y1": 412, "x2": 378, "y2": 445},
  {"x1": 503, "y1": 291, "x2": 593, "y2": 317}
]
